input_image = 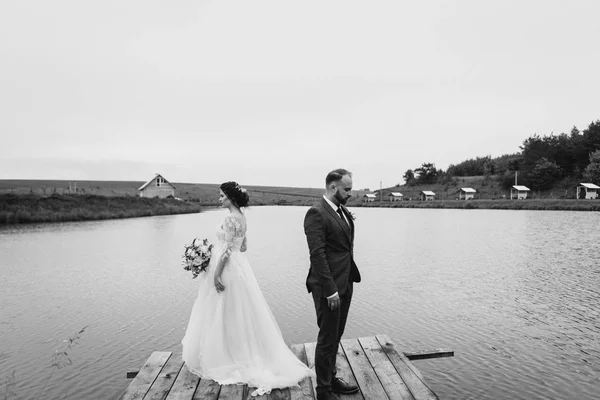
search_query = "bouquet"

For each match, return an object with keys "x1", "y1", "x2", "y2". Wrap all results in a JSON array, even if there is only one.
[{"x1": 182, "y1": 238, "x2": 213, "y2": 278}]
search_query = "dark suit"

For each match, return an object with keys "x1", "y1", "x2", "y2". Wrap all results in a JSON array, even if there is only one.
[{"x1": 304, "y1": 197, "x2": 361, "y2": 395}]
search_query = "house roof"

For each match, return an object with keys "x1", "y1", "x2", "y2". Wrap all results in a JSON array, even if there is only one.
[
  {"x1": 460, "y1": 188, "x2": 476, "y2": 193},
  {"x1": 364, "y1": 193, "x2": 377, "y2": 198},
  {"x1": 580, "y1": 183, "x2": 600, "y2": 189},
  {"x1": 512, "y1": 185, "x2": 530, "y2": 191},
  {"x1": 421, "y1": 191, "x2": 435, "y2": 196},
  {"x1": 389, "y1": 192, "x2": 403, "y2": 196},
  {"x1": 138, "y1": 173, "x2": 176, "y2": 191}
]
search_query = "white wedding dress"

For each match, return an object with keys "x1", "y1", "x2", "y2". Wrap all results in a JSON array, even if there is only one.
[{"x1": 181, "y1": 214, "x2": 314, "y2": 396}]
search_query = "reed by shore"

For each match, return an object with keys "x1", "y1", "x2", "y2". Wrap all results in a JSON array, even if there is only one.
[{"x1": 0, "y1": 193, "x2": 203, "y2": 224}]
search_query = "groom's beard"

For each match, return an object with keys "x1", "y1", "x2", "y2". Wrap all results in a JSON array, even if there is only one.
[{"x1": 334, "y1": 189, "x2": 348, "y2": 205}]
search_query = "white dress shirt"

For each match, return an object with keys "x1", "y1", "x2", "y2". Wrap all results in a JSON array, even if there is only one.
[
  {"x1": 323, "y1": 195, "x2": 349, "y2": 225},
  {"x1": 321, "y1": 195, "x2": 347, "y2": 299}
]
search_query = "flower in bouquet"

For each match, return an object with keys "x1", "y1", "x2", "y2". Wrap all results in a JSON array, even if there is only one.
[{"x1": 182, "y1": 238, "x2": 213, "y2": 278}]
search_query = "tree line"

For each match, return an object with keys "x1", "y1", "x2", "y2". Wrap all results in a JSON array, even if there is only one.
[{"x1": 402, "y1": 120, "x2": 600, "y2": 191}]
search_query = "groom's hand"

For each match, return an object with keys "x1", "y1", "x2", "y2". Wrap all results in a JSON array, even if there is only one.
[{"x1": 327, "y1": 293, "x2": 340, "y2": 311}]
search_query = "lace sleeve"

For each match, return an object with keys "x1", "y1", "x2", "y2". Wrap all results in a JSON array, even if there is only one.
[{"x1": 222, "y1": 215, "x2": 241, "y2": 258}]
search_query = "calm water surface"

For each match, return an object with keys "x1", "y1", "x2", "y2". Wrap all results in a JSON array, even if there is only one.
[{"x1": 1, "y1": 206, "x2": 598, "y2": 400}]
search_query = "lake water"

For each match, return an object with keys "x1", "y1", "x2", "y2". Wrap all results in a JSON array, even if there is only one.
[{"x1": 1, "y1": 206, "x2": 598, "y2": 400}]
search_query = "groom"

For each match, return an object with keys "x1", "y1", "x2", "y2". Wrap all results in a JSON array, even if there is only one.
[{"x1": 304, "y1": 168, "x2": 362, "y2": 400}]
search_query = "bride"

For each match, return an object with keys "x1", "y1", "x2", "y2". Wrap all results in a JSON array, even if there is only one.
[{"x1": 181, "y1": 181, "x2": 314, "y2": 396}]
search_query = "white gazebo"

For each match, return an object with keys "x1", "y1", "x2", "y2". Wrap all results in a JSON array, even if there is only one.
[
  {"x1": 388, "y1": 192, "x2": 403, "y2": 202},
  {"x1": 510, "y1": 185, "x2": 530, "y2": 199},
  {"x1": 363, "y1": 193, "x2": 376, "y2": 202},
  {"x1": 577, "y1": 183, "x2": 600, "y2": 199},
  {"x1": 419, "y1": 191, "x2": 435, "y2": 201},
  {"x1": 459, "y1": 188, "x2": 476, "y2": 200}
]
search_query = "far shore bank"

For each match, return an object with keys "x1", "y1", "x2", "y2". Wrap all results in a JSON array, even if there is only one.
[
  {"x1": 0, "y1": 193, "x2": 206, "y2": 224},
  {"x1": 2, "y1": 191, "x2": 599, "y2": 225},
  {"x1": 350, "y1": 198, "x2": 600, "y2": 211}
]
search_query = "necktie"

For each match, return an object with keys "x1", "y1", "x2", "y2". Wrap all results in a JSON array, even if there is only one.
[{"x1": 337, "y1": 207, "x2": 347, "y2": 225}]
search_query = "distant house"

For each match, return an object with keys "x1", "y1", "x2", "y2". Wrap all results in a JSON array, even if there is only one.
[
  {"x1": 138, "y1": 173, "x2": 175, "y2": 198},
  {"x1": 577, "y1": 183, "x2": 600, "y2": 199},
  {"x1": 389, "y1": 192, "x2": 403, "y2": 202},
  {"x1": 459, "y1": 188, "x2": 476, "y2": 200},
  {"x1": 510, "y1": 185, "x2": 530, "y2": 199},
  {"x1": 419, "y1": 191, "x2": 435, "y2": 201},
  {"x1": 363, "y1": 193, "x2": 376, "y2": 202}
]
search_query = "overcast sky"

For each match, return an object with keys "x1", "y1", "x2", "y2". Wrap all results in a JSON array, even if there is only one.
[{"x1": 1, "y1": 0, "x2": 599, "y2": 190}]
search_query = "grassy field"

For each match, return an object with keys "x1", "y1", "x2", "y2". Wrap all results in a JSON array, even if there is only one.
[
  {"x1": 353, "y1": 198, "x2": 600, "y2": 211},
  {"x1": 0, "y1": 179, "x2": 337, "y2": 206},
  {"x1": 0, "y1": 180, "x2": 336, "y2": 224},
  {"x1": 0, "y1": 193, "x2": 204, "y2": 224},
  {"x1": 355, "y1": 175, "x2": 600, "y2": 210},
  {"x1": 373, "y1": 175, "x2": 568, "y2": 201}
]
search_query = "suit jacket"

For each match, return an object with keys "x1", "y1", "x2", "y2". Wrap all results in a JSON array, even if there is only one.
[{"x1": 304, "y1": 198, "x2": 361, "y2": 297}]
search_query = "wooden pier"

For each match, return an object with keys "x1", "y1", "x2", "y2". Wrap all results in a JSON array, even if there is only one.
[{"x1": 119, "y1": 334, "x2": 453, "y2": 400}]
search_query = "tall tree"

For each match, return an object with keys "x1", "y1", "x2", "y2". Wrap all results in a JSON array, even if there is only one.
[
  {"x1": 571, "y1": 121, "x2": 600, "y2": 173},
  {"x1": 414, "y1": 162, "x2": 438, "y2": 183},
  {"x1": 528, "y1": 158, "x2": 562, "y2": 190},
  {"x1": 583, "y1": 150, "x2": 600, "y2": 184},
  {"x1": 403, "y1": 169, "x2": 415, "y2": 185},
  {"x1": 582, "y1": 121, "x2": 600, "y2": 155},
  {"x1": 447, "y1": 156, "x2": 491, "y2": 177}
]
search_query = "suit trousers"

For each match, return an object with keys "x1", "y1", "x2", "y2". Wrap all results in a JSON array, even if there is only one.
[{"x1": 311, "y1": 284, "x2": 353, "y2": 395}]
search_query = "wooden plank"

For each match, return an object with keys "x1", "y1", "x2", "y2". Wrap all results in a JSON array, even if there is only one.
[
  {"x1": 303, "y1": 342, "x2": 318, "y2": 397},
  {"x1": 289, "y1": 344, "x2": 316, "y2": 400},
  {"x1": 340, "y1": 339, "x2": 388, "y2": 400},
  {"x1": 245, "y1": 385, "x2": 275, "y2": 400},
  {"x1": 334, "y1": 344, "x2": 364, "y2": 400},
  {"x1": 357, "y1": 337, "x2": 414, "y2": 400},
  {"x1": 243, "y1": 385, "x2": 257, "y2": 400},
  {"x1": 375, "y1": 336, "x2": 438, "y2": 400},
  {"x1": 242, "y1": 386, "x2": 291, "y2": 400},
  {"x1": 377, "y1": 337, "x2": 430, "y2": 385},
  {"x1": 403, "y1": 350, "x2": 454, "y2": 361},
  {"x1": 165, "y1": 364, "x2": 200, "y2": 400},
  {"x1": 145, "y1": 356, "x2": 185, "y2": 400},
  {"x1": 217, "y1": 384, "x2": 245, "y2": 400},
  {"x1": 306, "y1": 341, "x2": 364, "y2": 400},
  {"x1": 193, "y1": 378, "x2": 221, "y2": 400},
  {"x1": 267, "y1": 388, "x2": 291, "y2": 400},
  {"x1": 119, "y1": 352, "x2": 172, "y2": 400},
  {"x1": 120, "y1": 335, "x2": 444, "y2": 400}
]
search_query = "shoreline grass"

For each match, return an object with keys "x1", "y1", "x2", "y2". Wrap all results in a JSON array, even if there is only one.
[
  {"x1": 2, "y1": 183, "x2": 599, "y2": 226},
  {"x1": 0, "y1": 193, "x2": 204, "y2": 224},
  {"x1": 350, "y1": 198, "x2": 600, "y2": 211}
]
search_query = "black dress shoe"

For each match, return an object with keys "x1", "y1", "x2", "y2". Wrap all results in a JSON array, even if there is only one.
[
  {"x1": 316, "y1": 391, "x2": 341, "y2": 400},
  {"x1": 331, "y1": 377, "x2": 359, "y2": 394}
]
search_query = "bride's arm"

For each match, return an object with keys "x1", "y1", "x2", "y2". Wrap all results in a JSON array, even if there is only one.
[
  {"x1": 213, "y1": 258, "x2": 227, "y2": 292},
  {"x1": 214, "y1": 215, "x2": 238, "y2": 292},
  {"x1": 213, "y1": 252, "x2": 228, "y2": 291},
  {"x1": 240, "y1": 235, "x2": 247, "y2": 252}
]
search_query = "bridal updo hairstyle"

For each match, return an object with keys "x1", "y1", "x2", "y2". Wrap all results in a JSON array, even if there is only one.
[{"x1": 220, "y1": 181, "x2": 250, "y2": 208}]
